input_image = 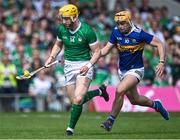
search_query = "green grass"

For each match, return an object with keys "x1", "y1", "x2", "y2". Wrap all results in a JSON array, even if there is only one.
[{"x1": 0, "y1": 112, "x2": 180, "y2": 139}]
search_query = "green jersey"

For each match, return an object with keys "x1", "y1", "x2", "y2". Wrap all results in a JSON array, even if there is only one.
[{"x1": 57, "y1": 22, "x2": 98, "y2": 61}]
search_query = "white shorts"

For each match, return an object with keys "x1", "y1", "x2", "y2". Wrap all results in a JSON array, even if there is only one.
[
  {"x1": 118, "y1": 67, "x2": 144, "y2": 82},
  {"x1": 64, "y1": 60, "x2": 94, "y2": 86}
]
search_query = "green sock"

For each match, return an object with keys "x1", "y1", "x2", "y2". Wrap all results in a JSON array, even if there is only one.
[
  {"x1": 82, "y1": 89, "x2": 100, "y2": 104},
  {"x1": 68, "y1": 90, "x2": 100, "y2": 129},
  {"x1": 68, "y1": 104, "x2": 83, "y2": 129}
]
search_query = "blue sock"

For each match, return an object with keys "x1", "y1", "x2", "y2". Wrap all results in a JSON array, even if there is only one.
[
  {"x1": 108, "y1": 115, "x2": 116, "y2": 124},
  {"x1": 152, "y1": 101, "x2": 157, "y2": 109}
]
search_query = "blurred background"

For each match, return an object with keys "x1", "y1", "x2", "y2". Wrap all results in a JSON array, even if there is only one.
[{"x1": 0, "y1": 0, "x2": 179, "y2": 112}]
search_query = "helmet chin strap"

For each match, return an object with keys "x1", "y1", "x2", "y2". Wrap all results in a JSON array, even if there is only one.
[
  {"x1": 69, "y1": 16, "x2": 79, "y2": 30},
  {"x1": 123, "y1": 20, "x2": 134, "y2": 35},
  {"x1": 128, "y1": 20, "x2": 133, "y2": 27},
  {"x1": 71, "y1": 16, "x2": 78, "y2": 22}
]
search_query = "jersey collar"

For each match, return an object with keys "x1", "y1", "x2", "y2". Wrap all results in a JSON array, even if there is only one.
[
  {"x1": 124, "y1": 23, "x2": 136, "y2": 36},
  {"x1": 69, "y1": 22, "x2": 81, "y2": 34}
]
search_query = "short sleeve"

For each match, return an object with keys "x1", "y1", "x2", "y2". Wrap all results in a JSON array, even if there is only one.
[
  {"x1": 140, "y1": 30, "x2": 153, "y2": 44},
  {"x1": 56, "y1": 26, "x2": 62, "y2": 41},
  {"x1": 109, "y1": 29, "x2": 117, "y2": 44},
  {"x1": 86, "y1": 26, "x2": 98, "y2": 46}
]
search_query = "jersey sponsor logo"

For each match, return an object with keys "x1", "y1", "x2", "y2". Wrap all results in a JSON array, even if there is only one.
[
  {"x1": 116, "y1": 42, "x2": 145, "y2": 53},
  {"x1": 117, "y1": 37, "x2": 122, "y2": 40},
  {"x1": 62, "y1": 36, "x2": 68, "y2": 39},
  {"x1": 78, "y1": 37, "x2": 82, "y2": 42}
]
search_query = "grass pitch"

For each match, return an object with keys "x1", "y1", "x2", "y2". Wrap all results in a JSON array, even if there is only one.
[{"x1": 0, "y1": 112, "x2": 180, "y2": 139}]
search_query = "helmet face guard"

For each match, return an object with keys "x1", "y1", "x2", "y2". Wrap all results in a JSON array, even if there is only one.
[{"x1": 114, "y1": 11, "x2": 132, "y2": 34}]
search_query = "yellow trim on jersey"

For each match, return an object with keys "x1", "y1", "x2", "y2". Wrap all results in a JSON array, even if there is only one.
[{"x1": 116, "y1": 42, "x2": 145, "y2": 53}]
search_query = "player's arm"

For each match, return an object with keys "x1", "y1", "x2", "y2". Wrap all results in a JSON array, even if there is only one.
[
  {"x1": 150, "y1": 36, "x2": 166, "y2": 77},
  {"x1": 141, "y1": 30, "x2": 166, "y2": 78},
  {"x1": 101, "y1": 42, "x2": 114, "y2": 56},
  {"x1": 45, "y1": 40, "x2": 63, "y2": 67},
  {"x1": 101, "y1": 28, "x2": 116, "y2": 56},
  {"x1": 79, "y1": 42, "x2": 101, "y2": 75},
  {"x1": 89, "y1": 42, "x2": 101, "y2": 65},
  {"x1": 80, "y1": 25, "x2": 101, "y2": 75},
  {"x1": 150, "y1": 36, "x2": 166, "y2": 64}
]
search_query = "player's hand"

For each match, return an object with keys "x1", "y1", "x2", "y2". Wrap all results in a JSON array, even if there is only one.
[
  {"x1": 80, "y1": 62, "x2": 92, "y2": 75},
  {"x1": 155, "y1": 62, "x2": 165, "y2": 78},
  {"x1": 80, "y1": 65, "x2": 89, "y2": 75},
  {"x1": 45, "y1": 56, "x2": 55, "y2": 68},
  {"x1": 60, "y1": 58, "x2": 64, "y2": 66}
]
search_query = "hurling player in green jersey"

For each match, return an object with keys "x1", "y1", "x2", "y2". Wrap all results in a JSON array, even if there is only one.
[{"x1": 45, "y1": 4, "x2": 109, "y2": 136}]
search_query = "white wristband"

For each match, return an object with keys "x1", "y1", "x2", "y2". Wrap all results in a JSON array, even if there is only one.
[{"x1": 86, "y1": 62, "x2": 92, "y2": 69}]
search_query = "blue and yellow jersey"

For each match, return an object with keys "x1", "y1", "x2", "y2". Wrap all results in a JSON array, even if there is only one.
[{"x1": 109, "y1": 26, "x2": 153, "y2": 71}]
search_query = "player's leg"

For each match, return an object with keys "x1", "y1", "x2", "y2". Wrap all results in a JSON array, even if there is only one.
[
  {"x1": 66, "y1": 76, "x2": 91, "y2": 135},
  {"x1": 67, "y1": 84, "x2": 109, "y2": 107},
  {"x1": 65, "y1": 84, "x2": 76, "y2": 135},
  {"x1": 81, "y1": 65, "x2": 109, "y2": 104},
  {"x1": 65, "y1": 60, "x2": 108, "y2": 135},
  {"x1": 64, "y1": 60, "x2": 81, "y2": 136},
  {"x1": 127, "y1": 85, "x2": 169, "y2": 120},
  {"x1": 126, "y1": 85, "x2": 153, "y2": 107},
  {"x1": 82, "y1": 84, "x2": 109, "y2": 104},
  {"x1": 66, "y1": 84, "x2": 76, "y2": 103},
  {"x1": 101, "y1": 75, "x2": 138, "y2": 131}
]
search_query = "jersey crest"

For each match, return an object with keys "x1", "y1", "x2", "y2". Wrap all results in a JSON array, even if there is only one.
[{"x1": 70, "y1": 36, "x2": 75, "y2": 42}]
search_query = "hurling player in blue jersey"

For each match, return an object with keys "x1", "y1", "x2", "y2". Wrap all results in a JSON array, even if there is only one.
[{"x1": 100, "y1": 11, "x2": 170, "y2": 131}]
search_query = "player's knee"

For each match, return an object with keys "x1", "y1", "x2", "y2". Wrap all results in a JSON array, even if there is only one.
[
  {"x1": 73, "y1": 96, "x2": 83, "y2": 104},
  {"x1": 69, "y1": 97, "x2": 74, "y2": 103},
  {"x1": 116, "y1": 88, "x2": 126, "y2": 97}
]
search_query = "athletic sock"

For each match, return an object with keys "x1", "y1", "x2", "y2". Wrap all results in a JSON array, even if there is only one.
[
  {"x1": 152, "y1": 101, "x2": 157, "y2": 109},
  {"x1": 68, "y1": 104, "x2": 83, "y2": 129},
  {"x1": 108, "y1": 115, "x2": 116, "y2": 124},
  {"x1": 82, "y1": 89, "x2": 100, "y2": 104}
]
